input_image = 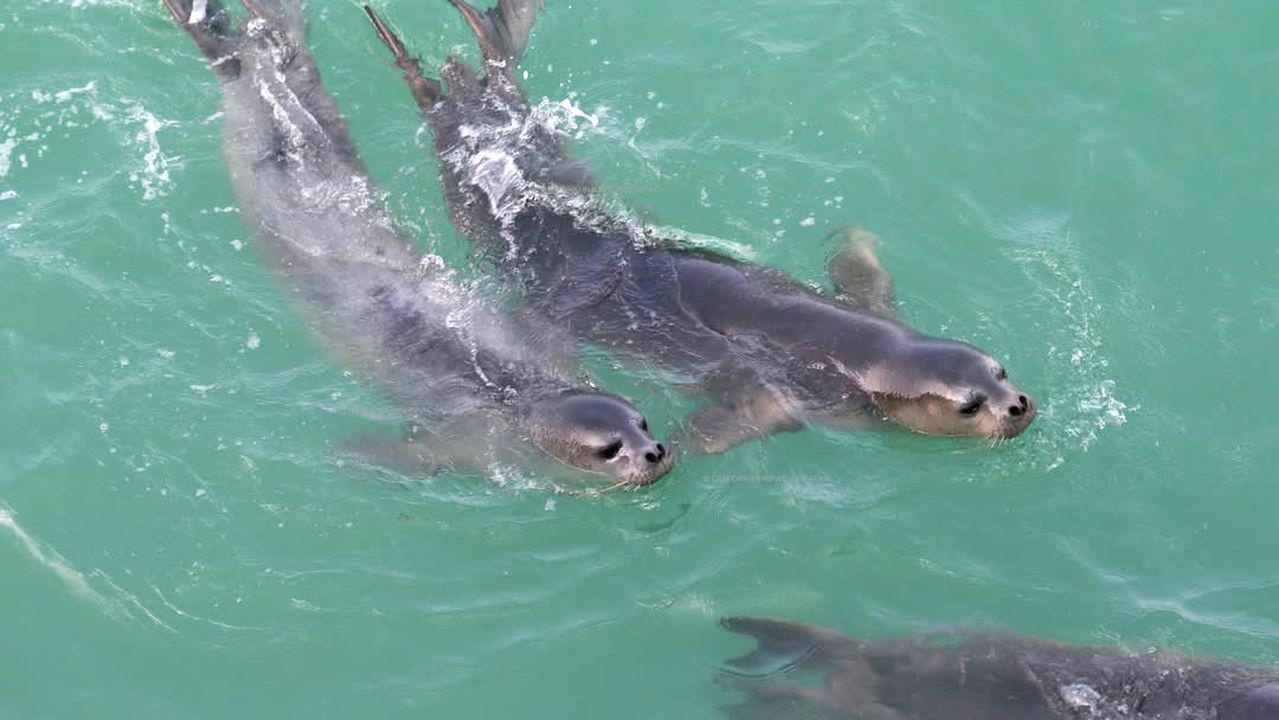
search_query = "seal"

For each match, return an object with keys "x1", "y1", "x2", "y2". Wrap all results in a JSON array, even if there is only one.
[
  {"x1": 161, "y1": 0, "x2": 672, "y2": 487},
  {"x1": 365, "y1": 1, "x2": 1035, "y2": 453},
  {"x1": 719, "y1": 616, "x2": 1279, "y2": 719}
]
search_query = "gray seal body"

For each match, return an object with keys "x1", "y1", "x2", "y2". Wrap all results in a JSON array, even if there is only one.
[
  {"x1": 161, "y1": 0, "x2": 671, "y2": 486},
  {"x1": 720, "y1": 616, "x2": 1279, "y2": 720},
  {"x1": 366, "y1": 0, "x2": 1034, "y2": 453}
]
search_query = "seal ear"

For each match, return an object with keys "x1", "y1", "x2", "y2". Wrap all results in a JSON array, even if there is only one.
[{"x1": 825, "y1": 228, "x2": 897, "y2": 319}]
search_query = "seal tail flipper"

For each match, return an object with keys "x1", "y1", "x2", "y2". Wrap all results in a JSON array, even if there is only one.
[
  {"x1": 363, "y1": 5, "x2": 444, "y2": 111},
  {"x1": 446, "y1": 0, "x2": 541, "y2": 66},
  {"x1": 825, "y1": 228, "x2": 897, "y2": 319},
  {"x1": 719, "y1": 617, "x2": 862, "y2": 677},
  {"x1": 239, "y1": 0, "x2": 368, "y2": 170},
  {"x1": 161, "y1": 0, "x2": 242, "y2": 77}
]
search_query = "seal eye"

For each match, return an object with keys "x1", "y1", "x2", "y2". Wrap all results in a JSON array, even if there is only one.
[
  {"x1": 639, "y1": 419, "x2": 649, "y2": 432},
  {"x1": 995, "y1": 367, "x2": 1007, "y2": 381},
  {"x1": 959, "y1": 395, "x2": 986, "y2": 416},
  {"x1": 597, "y1": 440, "x2": 623, "y2": 460}
]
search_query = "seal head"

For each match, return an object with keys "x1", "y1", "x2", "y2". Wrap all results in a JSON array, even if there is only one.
[
  {"x1": 526, "y1": 392, "x2": 672, "y2": 486},
  {"x1": 863, "y1": 338, "x2": 1035, "y2": 439}
]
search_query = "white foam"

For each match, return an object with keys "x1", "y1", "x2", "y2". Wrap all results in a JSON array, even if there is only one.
[
  {"x1": 112, "y1": 98, "x2": 177, "y2": 201},
  {"x1": 186, "y1": 0, "x2": 208, "y2": 24},
  {"x1": 1014, "y1": 239, "x2": 1134, "y2": 464},
  {"x1": 0, "y1": 137, "x2": 14, "y2": 177},
  {"x1": 0, "y1": 502, "x2": 123, "y2": 619}
]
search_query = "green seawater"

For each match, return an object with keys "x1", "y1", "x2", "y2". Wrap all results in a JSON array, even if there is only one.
[{"x1": 2, "y1": 0, "x2": 1277, "y2": 717}]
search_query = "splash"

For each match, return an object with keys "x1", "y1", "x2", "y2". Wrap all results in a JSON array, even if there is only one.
[
  {"x1": 0, "y1": 136, "x2": 14, "y2": 178},
  {"x1": 1014, "y1": 240, "x2": 1133, "y2": 467},
  {"x1": 0, "y1": 80, "x2": 177, "y2": 200},
  {"x1": 124, "y1": 101, "x2": 175, "y2": 200}
]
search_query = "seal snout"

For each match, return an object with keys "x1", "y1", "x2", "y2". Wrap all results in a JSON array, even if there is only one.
[
  {"x1": 1000, "y1": 393, "x2": 1036, "y2": 437},
  {"x1": 1008, "y1": 394, "x2": 1030, "y2": 418},
  {"x1": 622, "y1": 438, "x2": 673, "y2": 486},
  {"x1": 643, "y1": 442, "x2": 667, "y2": 465}
]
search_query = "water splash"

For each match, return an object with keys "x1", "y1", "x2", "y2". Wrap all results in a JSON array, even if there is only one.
[
  {"x1": 1013, "y1": 238, "x2": 1134, "y2": 469},
  {"x1": 0, "y1": 80, "x2": 177, "y2": 200}
]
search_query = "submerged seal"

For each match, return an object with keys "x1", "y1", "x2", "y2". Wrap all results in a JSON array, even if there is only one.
[
  {"x1": 366, "y1": 0, "x2": 1034, "y2": 453},
  {"x1": 161, "y1": 0, "x2": 671, "y2": 487},
  {"x1": 719, "y1": 616, "x2": 1279, "y2": 719}
]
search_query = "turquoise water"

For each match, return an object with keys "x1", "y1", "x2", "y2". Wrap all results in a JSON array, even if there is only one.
[{"x1": 2, "y1": 0, "x2": 1277, "y2": 716}]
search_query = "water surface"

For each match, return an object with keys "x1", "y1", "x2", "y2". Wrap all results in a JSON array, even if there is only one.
[{"x1": 2, "y1": 1, "x2": 1276, "y2": 717}]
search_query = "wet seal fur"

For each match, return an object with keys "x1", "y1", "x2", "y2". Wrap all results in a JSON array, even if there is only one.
[
  {"x1": 365, "y1": 1, "x2": 1035, "y2": 453},
  {"x1": 160, "y1": 0, "x2": 671, "y2": 487},
  {"x1": 719, "y1": 616, "x2": 1279, "y2": 719}
]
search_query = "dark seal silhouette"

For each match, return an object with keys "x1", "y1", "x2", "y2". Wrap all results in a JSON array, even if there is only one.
[{"x1": 718, "y1": 616, "x2": 1279, "y2": 719}]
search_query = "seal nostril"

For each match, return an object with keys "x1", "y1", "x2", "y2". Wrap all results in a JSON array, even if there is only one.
[
  {"x1": 645, "y1": 444, "x2": 666, "y2": 464},
  {"x1": 1019, "y1": 395, "x2": 1029, "y2": 409},
  {"x1": 1009, "y1": 404, "x2": 1023, "y2": 417}
]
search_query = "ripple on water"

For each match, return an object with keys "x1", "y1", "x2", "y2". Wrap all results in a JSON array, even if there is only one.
[{"x1": 0, "y1": 80, "x2": 177, "y2": 204}]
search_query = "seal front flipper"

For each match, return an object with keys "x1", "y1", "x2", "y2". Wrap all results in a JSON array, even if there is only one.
[
  {"x1": 720, "y1": 617, "x2": 861, "y2": 676},
  {"x1": 686, "y1": 386, "x2": 802, "y2": 455},
  {"x1": 825, "y1": 228, "x2": 897, "y2": 319},
  {"x1": 719, "y1": 618, "x2": 897, "y2": 720},
  {"x1": 338, "y1": 423, "x2": 449, "y2": 476}
]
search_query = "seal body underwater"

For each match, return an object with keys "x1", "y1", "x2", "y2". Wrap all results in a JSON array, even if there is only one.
[
  {"x1": 160, "y1": 0, "x2": 671, "y2": 487},
  {"x1": 719, "y1": 616, "x2": 1279, "y2": 720},
  {"x1": 365, "y1": 0, "x2": 1035, "y2": 453}
]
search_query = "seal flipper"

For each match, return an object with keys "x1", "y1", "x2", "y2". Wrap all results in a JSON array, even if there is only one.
[
  {"x1": 446, "y1": 0, "x2": 541, "y2": 66},
  {"x1": 363, "y1": 5, "x2": 444, "y2": 112},
  {"x1": 686, "y1": 383, "x2": 803, "y2": 455},
  {"x1": 160, "y1": 0, "x2": 241, "y2": 78},
  {"x1": 720, "y1": 617, "x2": 862, "y2": 676},
  {"x1": 825, "y1": 229, "x2": 897, "y2": 318},
  {"x1": 238, "y1": 0, "x2": 371, "y2": 172},
  {"x1": 338, "y1": 423, "x2": 449, "y2": 476}
]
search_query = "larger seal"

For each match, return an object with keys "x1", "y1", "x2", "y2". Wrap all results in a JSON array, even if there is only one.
[{"x1": 366, "y1": 0, "x2": 1035, "y2": 453}]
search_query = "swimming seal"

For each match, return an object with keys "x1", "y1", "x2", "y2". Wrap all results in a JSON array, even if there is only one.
[
  {"x1": 161, "y1": 0, "x2": 671, "y2": 487},
  {"x1": 365, "y1": 1, "x2": 1035, "y2": 453},
  {"x1": 719, "y1": 616, "x2": 1279, "y2": 719}
]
